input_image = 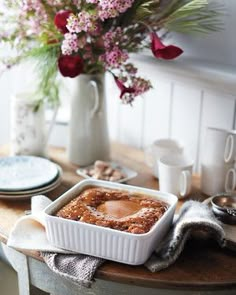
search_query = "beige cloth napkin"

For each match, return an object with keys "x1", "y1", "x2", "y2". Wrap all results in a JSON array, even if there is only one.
[{"x1": 7, "y1": 195, "x2": 71, "y2": 253}]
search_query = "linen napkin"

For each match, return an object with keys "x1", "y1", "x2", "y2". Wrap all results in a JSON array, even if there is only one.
[
  {"x1": 7, "y1": 196, "x2": 236, "y2": 288},
  {"x1": 7, "y1": 195, "x2": 70, "y2": 253}
]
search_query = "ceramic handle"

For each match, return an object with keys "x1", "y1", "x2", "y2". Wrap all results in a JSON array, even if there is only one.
[
  {"x1": 89, "y1": 80, "x2": 100, "y2": 118},
  {"x1": 225, "y1": 168, "x2": 236, "y2": 193},
  {"x1": 224, "y1": 134, "x2": 235, "y2": 163},
  {"x1": 179, "y1": 170, "x2": 192, "y2": 198}
]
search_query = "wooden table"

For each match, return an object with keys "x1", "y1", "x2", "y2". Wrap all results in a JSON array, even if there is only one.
[{"x1": 0, "y1": 143, "x2": 236, "y2": 295}]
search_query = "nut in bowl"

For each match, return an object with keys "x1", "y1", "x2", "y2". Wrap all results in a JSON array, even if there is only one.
[
  {"x1": 76, "y1": 160, "x2": 137, "y2": 183},
  {"x1": 44, "y1": 179, "x2": 177, "y2": 265}
]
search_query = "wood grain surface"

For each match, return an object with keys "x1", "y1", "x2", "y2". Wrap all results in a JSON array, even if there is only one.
[{"x1": 0, "y1": 143, "x2": 236, "y2": 291}]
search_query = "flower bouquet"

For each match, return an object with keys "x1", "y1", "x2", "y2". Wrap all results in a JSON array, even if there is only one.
[{"x1": 0, "y1": 0, "x2": 222, "y2": 105}]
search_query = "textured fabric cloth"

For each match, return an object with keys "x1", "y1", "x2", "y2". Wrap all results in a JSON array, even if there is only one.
[
  {"x1": 41, "y1": 252, "x2": 104, "y2": 288},
  {"x1": 145, "y1": 200, "x2": 226, "y2": 272}
]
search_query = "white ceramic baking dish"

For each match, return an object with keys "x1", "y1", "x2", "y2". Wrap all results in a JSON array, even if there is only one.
[{"x1": 44, "y1": 179, "x2": 177, "y2": 265}]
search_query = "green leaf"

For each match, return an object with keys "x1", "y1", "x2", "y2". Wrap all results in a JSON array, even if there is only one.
[
  {"x1": 24, "y1": 44, "x2": 61, "y2": 106},
  {"x1": 162, "y1": 0, "x2": 224, "y2": 34}
]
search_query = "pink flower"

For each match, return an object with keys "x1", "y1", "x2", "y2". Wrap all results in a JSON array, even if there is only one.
[
  {"x1": 66, "y1": 11, "x2": 97, "y2": 34},
  {"x1": 61, "y1": 33, "x2": 79, "y2": 55},
  {"x1": 114, "y1": 76, "x2": 135, "y2": 99},
  {"x1": 101, "y1": 46, "x2": 128, "y2": 69},
  {"x1": 58, "y1": 55, "x2": 84, "y2": 78},
  {"x1": 151, "y1": 32, "x2": 183, "y2": 60},
  {"x1": 54, "y1": 10, "x2": 73, "y2": 34},
  {"x1": 97, "y1": 0, "x2": 135, "y2": 20}
]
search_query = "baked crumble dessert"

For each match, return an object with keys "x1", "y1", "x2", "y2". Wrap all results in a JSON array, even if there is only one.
[{"x1": 55, "y1": 187, "x2": 168, "y2": 234}]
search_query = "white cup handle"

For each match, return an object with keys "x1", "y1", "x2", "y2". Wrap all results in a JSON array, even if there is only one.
[
  {"x1": 224, "y1": 134, "x2": 234, "y2": 163},
  {"x1": 225, "y1": 168, "x2": 236, "y2": 193},
  {"x1": 144, "y1": 146, "x2": 154, "y2": 168},
  {"x1": 179, "y1": 170, "x2": 192, "y2": 198}
]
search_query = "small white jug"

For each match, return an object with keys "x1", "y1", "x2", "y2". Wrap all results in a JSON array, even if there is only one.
[{"x1": 10, "y1": 92, "x2": 57, "y2": 157}]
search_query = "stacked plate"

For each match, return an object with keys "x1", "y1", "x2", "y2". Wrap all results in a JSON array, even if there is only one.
[{"x1": 0, "y1": 156, "x2": 62, "y2": 200}]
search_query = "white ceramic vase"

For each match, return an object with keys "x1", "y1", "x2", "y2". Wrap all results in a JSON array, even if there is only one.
[
  {"x1": 67, "y1": 74, "x2": 110, "y2": 166},
  {"x1": 10, "y1": 93, "x2": 51, "y2": 157}
]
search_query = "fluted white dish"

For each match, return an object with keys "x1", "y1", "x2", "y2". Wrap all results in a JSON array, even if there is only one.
[{"x1": 44, "y1": 179, "x2": 177, "y2": 265}]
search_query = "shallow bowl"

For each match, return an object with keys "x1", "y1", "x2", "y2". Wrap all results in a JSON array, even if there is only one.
[{"x1": 211, "y1": 193, "x2": 236, "y2": 225}]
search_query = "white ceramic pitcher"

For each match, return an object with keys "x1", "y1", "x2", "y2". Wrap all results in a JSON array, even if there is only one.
[{"x1": 67, "y1": 74, "x2": 110, "y2": 166}]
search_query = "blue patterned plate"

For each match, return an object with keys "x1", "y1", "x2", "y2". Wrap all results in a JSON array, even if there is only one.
[{"x1": 0, "y1": 156, "x2": 59, "y2": 191}]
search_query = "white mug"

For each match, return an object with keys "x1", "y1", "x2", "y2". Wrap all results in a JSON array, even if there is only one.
[
  {"x1": 224, "y1": 130, "x2": 236, "y2": 163},
  {"x1": 158, "y1": 154, "x2": 193, "y2": 198},
  {"x1": 145, "y1": 139, "x2": 184, "y2": 178},
  {"x1": 201, "y1": 163, "x2": 233, "y2": 196},
  {"x1": 201, "y1": 127, "x2": 235, "y2": 195},
  {"x1": 225, "y1": 167, "x2": 236, "y2": 192},
  {"x1": 202, "y1": 127, "x2": 230, "y2": 165}
]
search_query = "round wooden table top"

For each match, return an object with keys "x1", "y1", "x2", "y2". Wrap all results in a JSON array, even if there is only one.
[{"x1": 0, "y1": 143, "x2": 236, "y2": 291}]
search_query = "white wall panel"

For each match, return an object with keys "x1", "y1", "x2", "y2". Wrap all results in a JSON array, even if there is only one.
[
  {"x1": 170, "y1": 84, "x2": 202, "y2": 171},
  {"x1": 201, "y1": 91, "x2": 235, "y2": 130},
  {"x1": 48, "y1": 124, "x2": 68, "y2": 148},
  {"x1": 105, "y1": 73, "x2": 120, "y2": 141},
  {"x1": 118, "y1": 96, "x2": 144, "y2": 148},
  {"x1": 142, "y1": 79, "x2": 172, "y2": 148},
  {"x1": 200, "y1": 91, "x2": 235, "y2": 150}
]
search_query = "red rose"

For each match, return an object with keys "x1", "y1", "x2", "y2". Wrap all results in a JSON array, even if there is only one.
[
  {"x1": 58, "y1": 55, "x2": 84, "y2": 78},
  {"x1": 54, "y1": 10, "x2": 72, "y2": 34},
  {"x1": 151, "y1": 32, "x2": 183, "y2": 60}
]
